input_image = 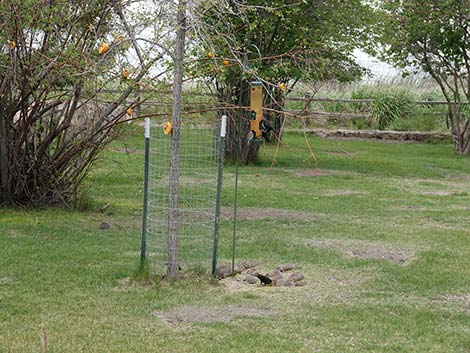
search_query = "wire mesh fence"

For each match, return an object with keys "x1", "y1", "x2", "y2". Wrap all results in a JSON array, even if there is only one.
[{"x1": 146, "y1": 121, "x2": 220, "y2": 275}]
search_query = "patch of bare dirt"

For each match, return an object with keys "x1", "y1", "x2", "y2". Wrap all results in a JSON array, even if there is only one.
[
  {"x1": 441, "y1": 294, "x2": 470, "y2": 302},
  {"x1": 293, "y1": 169, "x2": 354, "y2": 177},
  {"x1": 459, "y1": 175, "x2": 470, "y2": 181},
  {"x1": 306, "y1": 239, "x2": 415, "y2": 265},
  {"x1": 179, "y1": 176, "x2": 212, "y2": 185},
  {"x1": 0, "y1": 277, "x2": 14, "y2": 285},
  {"x1": 390, "y1": 205, "x2": 427, "y2": 211},
  {"x1": 349, "y1": 248, "x2": 413, "y2": 265},
  {"x1": 219, "y1": 277, "x2": 257, "y2": 293},
  {"x1": 325, "y1": 150, "x2": 355, "y2": 157},
  {"x1": 153, "y1": 305, "x2": 273, "y2": 324},
  {"x1": 220, "y1": 207, "x2": 321, "y2": 221},
  {"x1": 438, "y1": 294, "x2": 470, "y2": 313},
  {"x1": 391, "y1": 177, "x2": 470, "y2": 195},
  {"x1": 420, "y1": 190, "x2": 453, "y2": 196},
  {"x1": 113, "y1": 277, "x2": 153, "y2": 291},
  {"x1": 321, "y1": 189, "x2": 367, "y2": 196},
  {"x1": 327, "y1": 276, "x2": 358, "y2": 287},
  {"x1": 422, "y1": 218, "x2": 454, "y2": 230}
]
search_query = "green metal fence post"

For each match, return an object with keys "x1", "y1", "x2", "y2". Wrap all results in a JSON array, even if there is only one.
[
  {"x1": 140, "y1": 118, "x2": 151, "y2": 269},
  {"x1": 212, "y1": 115, "x2": 227, "y2": 276},
  {"x1": 232, "y1": 76, "x2": 244, "y2": 275}
]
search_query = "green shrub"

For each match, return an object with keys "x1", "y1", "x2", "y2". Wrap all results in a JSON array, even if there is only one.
[
  {"x1": 351, "y1": 87, "x2": 375, "y2": 113},
  {"x1": 371, "y1": 90, "x2": 414, "y2": 129},
  {"x1": 352, "y1": 117, "x2": 369, "y2": 130},
  {"x1": 351, "y1": 87, "x2": 414, "y2": 130}
]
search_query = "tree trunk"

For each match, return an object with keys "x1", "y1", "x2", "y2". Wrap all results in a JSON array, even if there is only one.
[
  {"x1": 167, "y1": 0, "x2": 186, "y2": 278},
  {"x1": 448, "y1": 103, "x2": 470, "y2": 155},
  {"x1": 0, "y1": 100, "x2": 10, "y2": 204}
]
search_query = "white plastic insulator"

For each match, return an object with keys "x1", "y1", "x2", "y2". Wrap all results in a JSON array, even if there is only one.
[
  {"x1": 144, "y1": 118, "x2": 150, "y2": 139},
  {"x1": 221, "y1": 115, "x2": 227, "y2": 138}
]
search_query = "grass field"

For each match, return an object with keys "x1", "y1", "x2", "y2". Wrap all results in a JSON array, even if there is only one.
[{"x1": 2, "y1": 126, "x2": 470, "y2": 352}]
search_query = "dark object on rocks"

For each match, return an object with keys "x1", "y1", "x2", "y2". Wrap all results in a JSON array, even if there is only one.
[
  {"x1": 287, "y1": 272, "x2": 304, "y2": 282},
  {"x1": 255, "y1": 273, "x2": 273, "y2": 286},
  {"x1": 99, "y1": 222, "x2": 111, "y2": 230},
  {"x1": 276, "y1": 264, "x2": 296, "y2": 272},
  {"x1": 244, "y1": 274, "x2": 260, "y2": 284}
]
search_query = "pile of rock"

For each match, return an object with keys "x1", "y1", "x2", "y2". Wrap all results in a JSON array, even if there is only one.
[
  {"x1": 311, "y1": 129, "x2": 452, "y2": 142},
  {"x1": 216, "y1": 262, "x2": 306, "y2": 288}
]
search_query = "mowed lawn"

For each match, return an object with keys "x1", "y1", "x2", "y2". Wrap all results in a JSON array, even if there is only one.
[{"x1": 2, "y1": 125, "x2": 470, "y2": 352}]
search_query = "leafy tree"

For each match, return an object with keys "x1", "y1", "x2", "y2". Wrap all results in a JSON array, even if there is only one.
[
  {"x1": 0, "y1": 0, "x2": 162, "y2": 206},
  {"x1": 379, "y1": 0, "x2": 470, "y2": 154},
  {"x1": 192, "y1": 0, "x2": 375, "y2": 162}
]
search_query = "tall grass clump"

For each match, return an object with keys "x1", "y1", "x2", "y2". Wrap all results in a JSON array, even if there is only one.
[
  {"x1": 372, "y1": 90, "x2": 414, "y2": 130},
  {"x1": 352, "y1": 87, "x2": 414, "y2": 130}
]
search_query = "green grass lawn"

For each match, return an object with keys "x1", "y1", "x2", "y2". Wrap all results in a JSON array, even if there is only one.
[{"x1": 2, "y1": 126, "x2": 470, "y2": 352}]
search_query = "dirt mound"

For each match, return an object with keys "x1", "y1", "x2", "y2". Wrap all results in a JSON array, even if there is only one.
[
  {"x1": 307, "y1": 239, "x2": 415, "y2": 265},
  {"x1": 153, "y1": 305, "x2": 272, "y2": 324}
]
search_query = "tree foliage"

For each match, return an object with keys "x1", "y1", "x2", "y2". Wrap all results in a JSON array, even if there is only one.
[
  {"x1": 379, "y1": 0, "x2": 470, "y2": 154},
  {"x1": 191, "y1": 0, "x2": 376, "y2": 162}
]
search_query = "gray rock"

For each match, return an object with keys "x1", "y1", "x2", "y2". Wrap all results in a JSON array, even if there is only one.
[
  {"x1": 274, "y1": 278, "x2": 287, "y2": 287},
  {"x1": 215, "y1": 264, "x2": 233, "y2": 279},
  {"x1": 284, "y1": 281, "x2": 296, "y2": 287},
  {"x1": 246, "y1": 268, "x2": 258, "y2": 275},
  {"x1": 287, "y1": 272, "x2": 304, "y2": 282},
  {"x1": 244, "y1": 274, "x2": 260, "y2": 285},
  {"x1": 266, "y1": 270, "x2": 282, "y2": 279},
  {"x1": 276, "y1": 264, "x2": 296, "y2": 272}
]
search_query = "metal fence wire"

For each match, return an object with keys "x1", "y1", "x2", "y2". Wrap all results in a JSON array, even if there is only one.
[{"x1": 146, "y1": 122, "x2": 220, "y2": 275}]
